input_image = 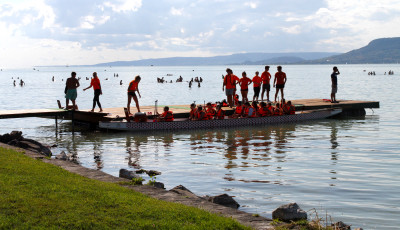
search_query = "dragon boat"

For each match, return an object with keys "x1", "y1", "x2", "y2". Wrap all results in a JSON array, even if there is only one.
[{"x1": 99, "y1": 108, "x2": 342, "y2": 132}]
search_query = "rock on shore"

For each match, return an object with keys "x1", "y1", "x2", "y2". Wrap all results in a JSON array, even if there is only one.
[{"x1": 0, "y1": 131, "x2": 52, "y2": 157}]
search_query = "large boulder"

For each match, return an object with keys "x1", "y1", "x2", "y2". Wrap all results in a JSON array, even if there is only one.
[
  {"x1": 207, "y1": 194, "x2": 240, "y2": 209},
  {"x1": 8, "y1": 139, "x2": 52, "y2": 157},
  {"x1": 170, "y1": 185, "x2": 198, "y2": 198},
  {"x1": 272, "y1": 203, "x2": 307, "y2": 222},
  {"x1": 331, "y1": 221, "x2": 351, "y2": 230},
  {"x1": 0, "y1": 131, "x2": 22, "y2": 143},
  {"x1": 0, "y1": 131, "x2": 52, "y2": 157},
  {"x1": 119, "y1": 169, "x2": 141, "y2": 180}
]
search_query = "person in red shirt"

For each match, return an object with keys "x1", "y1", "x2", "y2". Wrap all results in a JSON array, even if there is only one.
[
  {"x1": 206, "y1": 102, "x2": 216, "y2": 120},
  {"x1": 230, "y1": 101, "x2": 243, "y2": 118},
  {"x1": 83, "y1": 72, "x2": 103, "y2": 112},
  {"x1": 273, "y1": 66, "x2": 287, "y2": 103},
  {"x1": 222, "y1": 68, "x2": 239, "y2": 107},
  {"x1": 215, "y1": 104, "x2": 225, "y2": 119},
  {"x1": 252, "y1": 71, "x2": 262, "y2": 102},
  {"x1": 189, "y1": 103, "x2": 197, "y2": 120},
  {"x1": 260, "y1": 66, "x2": 272, "y2": 102},
  {"x1": 239, "y1": 71, "x2": 252, "y2": 103},
  {"x1": 157, "y1": 106, "x2": 174, "y2": 122},
  {"x1": 127, "y1": 75, "x2": 141, "y2": 115},
  {"x1": 195, "y1": 106, "x2": 208, "y2": 120}
]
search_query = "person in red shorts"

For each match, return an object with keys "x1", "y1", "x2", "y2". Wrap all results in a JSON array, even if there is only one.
[
  {"x1": 273, "y1": 66, "x2": 287, "y2": 103},
  {"x1": 260, "y1": 66, "x2": 272, "y2": 102},
  {"x1": 252, "y1": 71, "x2": 262, "y2": 102},
  {"x1": 239, "y1": 71, "x2": 252, "y2": 103}
]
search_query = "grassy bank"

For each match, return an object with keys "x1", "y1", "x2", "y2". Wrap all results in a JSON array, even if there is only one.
[{"x1": 0, "y1": 147, "x2": 249, "y2": 229}]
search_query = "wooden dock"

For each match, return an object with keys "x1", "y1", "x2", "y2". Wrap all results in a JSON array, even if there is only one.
[
  {"x1": 0, "y1": 99, "x2": 380, "y2": 125},
  {"x1": 0, "y1": 108, "x2": 68, "y2": 119}
]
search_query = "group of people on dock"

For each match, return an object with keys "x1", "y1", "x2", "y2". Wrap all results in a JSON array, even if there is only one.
[
  {"x1": 64, "y1": 65, "x2": 339, "y2": 122},
  {"x1": 222, "y1": 66, "x2": 287, "y2": 108},
  {"x1": 63, "y1": 71, "x2": 141, "y2": 114}
]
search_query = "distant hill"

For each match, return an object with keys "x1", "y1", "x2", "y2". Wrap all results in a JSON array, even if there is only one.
[
  {"x1": 306, "y1": 37, "x2": 400, "y2": 64},
  {"x1": 91, "y1": 52, "x2": 339, "y2": 67}
]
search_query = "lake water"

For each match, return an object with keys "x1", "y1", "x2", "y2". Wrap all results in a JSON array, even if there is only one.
[{"x1": 1, "y1": 65, "x2": 399, "y2": 229}]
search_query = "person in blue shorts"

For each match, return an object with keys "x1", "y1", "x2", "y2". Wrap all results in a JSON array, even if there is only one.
[{"x1": 65, "y1": 72, "x2": 80, "y2": 110}]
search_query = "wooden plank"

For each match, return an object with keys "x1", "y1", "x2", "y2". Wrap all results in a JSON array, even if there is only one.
[{"x1": 0, "y1": 109, "x2": 68, "y2": 119}]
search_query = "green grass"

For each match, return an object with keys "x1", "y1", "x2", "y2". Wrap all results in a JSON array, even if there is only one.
[{"x1": 0, "y1": 147, "x2": 250, "y2": 229}]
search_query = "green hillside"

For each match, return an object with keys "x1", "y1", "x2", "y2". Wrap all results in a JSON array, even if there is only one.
[{"x1": 308, "y1": 37, "x2": 400, "y2": 64}]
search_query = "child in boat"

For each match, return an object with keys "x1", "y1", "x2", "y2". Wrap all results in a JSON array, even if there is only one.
[
  {"x1": 231, "y1": 101, "x2": 243, "y2": 118},
  {"x1": 221, "y1": 99, "x2": 228, "y2": 107},
  {"x1": 267, "y1": 102, "x2": 274, "y2": 113},
  {"x1": 251, "y1": 101, "x2": 259, "y2": 117},
  {"x1": 215, "y1": 104, "x2": 225, "y2": 119},
  {"x1": 258, "y1": 102, "x2": 271, "y2": 117},
  {"x1": 234, "y1": 94, "x2": 240, "y2": 106},
  {"x1": 195, "y1": 106, "x2": 208, "y2": 120},
  {"x1": 189, "y1": 103, "x2": 197, "y2": 120},
  {"x1": 283, "y1": 101, "x2": 296, "y2": 115},
  {"x1": 127, "y1": 75, "x2": 141, "y2": 115},
  {"x1": 242, "y1": 102, "x2": 256, "y2": 118},
  {"x1": 206, "y1": 102, "x2": 216, "y2": 120},
  {"x1": 273, "y1": 103, "x2": 283, "y2": 116},
  {"x1": 157, "y1": 106, "x2": 174, "y2": 122}
]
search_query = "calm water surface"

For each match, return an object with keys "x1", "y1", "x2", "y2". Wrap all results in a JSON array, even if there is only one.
[{"x1": 1, "y1": 65, "x2": 399, "y2": 229}]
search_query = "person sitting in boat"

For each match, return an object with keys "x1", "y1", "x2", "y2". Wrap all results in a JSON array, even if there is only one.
[
  {"x1": 234, "y1": 94, "x2": 240, "y2": 106},
  {"x1": 189, "y1": 103, "x2": 197, "y2": 120},
  {"x1": 231, "y1": 101, "x2": 243, "y2": 118},
  {"x1": 273, "y1": 103, "x2": 283, "y2": 116},
  {"x1": 206, "y1": 102, "x2": 216, "y2": 120},
  {"x1": 267, "y1": 102, "x2": 273, "y2": 113},
  {"x1": 283, "y1": 101, "x2": 296, "y2": 115},
  {"x1": 242, "y1": 102, "x2": 256, "y2": 118},
  {"x1": 157, "y1": 106, "x2": 174, "y2": 122},
  {"x1": 215, "y1": 104, "x2": 225, "y2": 119},
  {"x1": 221, "y1": 99, "x2": 228, "y2": 107},
  {"x1": 251, "y1": 101, "x2": 259, "y2": 116},
  {"x1": 258, "y1": 102, "x2": 271, "y2": 117},
  {"x1": 195, "y1": 106, "x2": 208, "y2": 120}
]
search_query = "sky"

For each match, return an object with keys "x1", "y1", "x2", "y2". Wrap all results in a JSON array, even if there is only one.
[{"x1": 1, "y1": 0, "x2": 400, "y2": 68}]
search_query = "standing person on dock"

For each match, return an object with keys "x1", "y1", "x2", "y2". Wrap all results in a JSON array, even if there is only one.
[
  {"x1": 127, "y1": 75, "x2": 141, "y2": 115},
  {"x1": 239, "y1": 71, "x2": 252, "y2": 103},
  {"x1": 252, "y1": 71, "x2": 262, "y2": 102},
  {"x1": 331, "y1": 66, "x2": 340, "y2": 103},
  {"x1": 65, "y1": 72, "x2": 80, "y2": 110},
  {"x1": 273, "y1": 66, "x2": 287, "y2": 103},
  {"x1": 83, "y1": 72, "x2": 103, "y2": 112},
  {"x1": 222, "y1": 68, "x2": 239, "y2": 108},
  {"x1": 261, "y1": 66, "x2": 271, "y2": 102}
]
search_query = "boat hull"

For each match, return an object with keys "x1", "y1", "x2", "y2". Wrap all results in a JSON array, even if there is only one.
[{"x1": 99, "y1": 109, "x2": 342, "y2": 132}]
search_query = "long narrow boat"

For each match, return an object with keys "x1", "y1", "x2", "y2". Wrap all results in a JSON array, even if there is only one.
[{"x1": 99, "y1": 108, "x2": 342, "y2": 132}]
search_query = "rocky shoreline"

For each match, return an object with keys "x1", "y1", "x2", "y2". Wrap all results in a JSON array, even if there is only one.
[{"x1": 0, "y1": 131, "x2": 361, "y2": 230}]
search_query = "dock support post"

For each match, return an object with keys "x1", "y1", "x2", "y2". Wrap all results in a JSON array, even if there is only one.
[
  {"x1": 71, "y1": 110, "x2": 75, "y2": 134},
  {"x1": 55, "y1": 115, "x2": 58, "y2": 133}
]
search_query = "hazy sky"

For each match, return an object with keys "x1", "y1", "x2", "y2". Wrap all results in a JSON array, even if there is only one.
[{"x1": 1, "y1": 0, "x2": 400, "y2": 67}]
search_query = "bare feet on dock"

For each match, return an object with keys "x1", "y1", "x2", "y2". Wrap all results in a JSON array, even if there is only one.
[
  {"x1": 90, "y1": 109, "x2": 94, "y2": 112},
  {"x1": 99, "y1": 109, "x2": 103, "y2": 112}
]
